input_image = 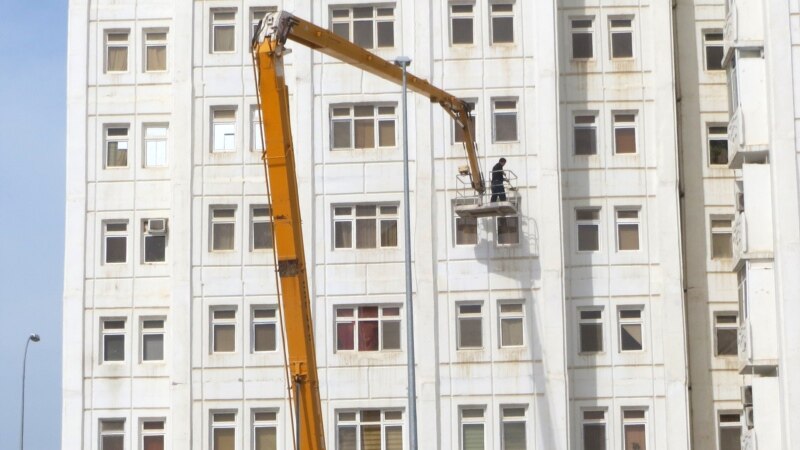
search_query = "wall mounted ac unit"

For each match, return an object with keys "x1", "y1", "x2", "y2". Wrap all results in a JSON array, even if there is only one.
[
  {"x1": 742, "y1": 385, "x2": 753, "y2": 406},
  {"x1": 147, "y1": 218, "x2": 167, "y2": 233},
  {"x1": 744, "y1": 405, "x2": 755, "y2": 429}
]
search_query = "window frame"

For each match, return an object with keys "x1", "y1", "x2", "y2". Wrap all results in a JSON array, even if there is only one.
[
  {"x1": 330, "y1": 6, "x2": 396, "y2": 50},
  {"x1": 142, "y1": 218, "x2": 168, "y2": 263},
  {"x1": 332, "y1": 204, "x2": 400, "y2": 250},
  {"x1": 252, "y1": 410, "x2": 278, "y2": 450},
  {"x1": 211, "y1": 107, "x2": 237, "y2": 153},
  {"x1": 143, "y1": 124, "x2": 168, "y2": 168},
  {"x1": 621, "y1": 409, "x2": 648, "y2": 450},
  {"x1": 251, "y1": 105, "x2": 265, "y2": 153},
  {"x1": 710, "y1": 216, "x2": 733, "y2": 259},
  {"x1": 211, "y1": 9, "x2": 237, "y2": 54},
  {"x1": 141, "y1": 418, "x2": 166, "y2": 450},
  {"x1": 714, "y1": 312, "x2": 739, "y2": 357},
  {"x1": 211, "y1": 307, "x2": 237, "y2": 354},
  {"x1": 570, "y1": 17, "x2": 595, "y2": 60},
  {"x1": 251, "y1": 306, "x2": 278, "y2": 353},
  {"x1": 498, "y1": 301, "x2": 525, "y2": 348},
  {"x1": 496, "y1": 198, "x2": 521, "y2": 246},
  {"x1": 615, "y1": 208, "x2": 641, "y2": 252},
  {"x1": 456, "y1": 302, "x2": 484, "y2": 350},
  {"x1": 99, "y1": 418, "x2": 126, "y2": 450},
  {"x1": 618, "y1": 307, "x2": 644, "y2": 352},
  {"x1": 707, "y1": 124, "x2": 730, "y2": 166},
  {"x1": 101, "y1": 318, "x2": 127, "y2": 364},
  {"x1": 454, "y1": 212, "x2": 478, "y2": 246},
  {"x1": 104, "y1": 30, "x2": 130, "y2": 73},
  {"x1": 449, "y1": 3, "x2": 475, "y2": 46},
  {"x1": 573, "y1": 113, "x2": 598, "y2": 156},
  {"x1": 103, "y1": 220, "x2": 129, "y2": 264},
  {"x1": 492, "y1": 98, "x2": 519, "y2": 143},
  {"x1": 612, "y1": 112, "x2": 637, "y2": 155},
  {"x1": 211, "y1": 411, "x2": 237, "y2": 450},
  {"x1": 581, "y1": 409, "x2": 608, "y2": 450},
  {"x1": 489, "y1": 2, "x2": 515, "y2": 45},
  {"x1": 105, "y1": 125, "x2": 130, "y2": 169},
  {"x1": 578, "y1": 308, "x2": 604, "y2": 354},
  {"x1": 459, "y1": 406, "x2": 486, "y2": 450},
  {"x1": 335, "y1": 409, "x2": 404, "y2": 450},
  {"x1": 704, "y1": 30, "x2": 725, "y2": 71},
  {"x1": 144, "y1": 29, "x2": 168, "y2": 73},
  {"x1": 500, "y1": 406, "x2": 527, "y2": 450},
  {"x1": 609, "y1": 16, "x2": 634, "y2": 59},
  {"x1": 718, "y1": 411, "x2": 743, "y2": 450},
  {"x1": 334, "y1": 305, "x2": 402, "y2": 352},
  {"x1": 250, "y1": 205, "x2": 274, "y2": 251},
  {"x1": 210, "y1": 206, "x2": 237, "y2": 252},
  {"x1": 140, "y1": 318, "x2": 165, "y2": 362},
  {"x1": 330, "y1": 104, "x2": 398, "y2": 150},
  {"x1": 575, "y1": 208, "x2": 601, "y2": 252}
]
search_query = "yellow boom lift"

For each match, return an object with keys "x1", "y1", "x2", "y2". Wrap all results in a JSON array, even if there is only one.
[{"x1": 251, "y1": 10, "x2": 517, "y2": 449}]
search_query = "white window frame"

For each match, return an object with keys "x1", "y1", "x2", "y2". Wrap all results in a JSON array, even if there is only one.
[
  {"x1": 707, "y1": 124, "x2": 729, "y2": 166},
  {"x1": 578, "y1": 308, "x2": 604, "y2": 354},
  {"x1": 143, "y1": 124, "x2": 168, "y2": 168},
  {"x1": 211, "y1": 308, "x2": 237, "y2": 353},
  {"x1": 330, "y1": 6, "x2": 396, "y2": 49},
  {"x1": 581, "y1": 409, "x2": 607, "y2": 450},
  {"x1": 718, "y1": 411, "x2": 743, "y2": 450},
  {"x1": 704, "y1": 30, "x2": 724, "y2": 71},
  {"x1": 456, "y1": 302, "x2": 483, "y2": 350},
  {"x1": 252, "y1": 410, "x2": 278, "y2": 450},
  {"x1": 104, "y1": 30, "x2": 129, "y2": 73},
  {"x1": 140, "y1": 318, "x2": 165, "y2": 362},
  {"x1": 335, "y1": 409, "x2": 404, "y2": 450},
  {"x1": 459, "y1": 407, "x2": 486, "y2": 450},
  {"x1": 100, "y1": 418, "x2": 126, "y2": 450},
  {"x1": 622, "y1": 409, "x2": 648, "y2": 450},
  {"x1": 710, "y1": 216, "x2": 733, "y2": 259},
  {"x1": 498, "y1": 301, "x2": 525, "y2": 348},
  {"x1": 141, "y1": 418, "x2": 166, "y2": 450},
  {"x1": 609, "y1": 17, "x2": 634, "y2": 59},
  {"x1": 252, "y1": 306, "x2": 278, "y2": 353},
  {"x1": 496, "y1": 202, "x2": 521, "y2": 246},
  {"x1": 576, "y1": 208, "x2": 601, "y2": 252},
  {"x1": 618, "y1": 307, "x2": 644, "y2": 352},
  {"x1": 250, "y1": 205, "x2": 274, "y2": 251},
  {"x1": 212, "y1": 108, "x2": 237, "y2": 153},
  {"x1": 612, "y1": 112, "x2": 637, "y2": 154},
  {"x1": 714, "y1": 312, "x2": 739, "y2": 357},
  {"x1": 103, "y1": 220, "x2": 128, "y2": 264},
  {"x1": 210, "y1": 206, "x2": 237, "y2": 252},
  {"x1": 500, "y1": 406, "x2": 527, "y2": 450},
  {"x1": 615, "y1": 208, "x2": 640, "y2": 251},
  {"x1": 570, "y1": 17, "x2": 594, "y2": 60},
  {"x1": 101, "y1": 318, "x2": 127, "y2": 363},
  {"x1": 449, "y1": 3, "x2": 475, "y2": 45},
  {"x1": 144, "y1": 30, "x2": 168, "y2": 72},
  {"x1": 142, "y1": 218, "x2": 168, "y2": 263},
  {"x1": 211, "y1": 9, "x2": 237, "y2": 53},
  {"x1": 330, "y1": 104, "x2": 397, "y2": 150},
  {"x1": 211, "y1": 411, "x2": 237, "y2": 450},
  {"x1": 454, "y1": 210, "x2": 478, "y2": 246},
  {"x1": 492, "y1": 98, "x2": 519, "y2": 143},
  {"x1": 105, "y1": 125, "x2": 130, "y2": 169},
  {"x1": 251, "y1": 105, "x2": 264, "y2": 152},
  {"x1": 332, "y1": 204, "x2": 399, "y2": 250},
  {"x1": 334, "y1": 305, "x2": 402, "y2": 352},
  {"x1": 489, "y1": 2, "x2": 515, "y2": 45},
  {"x1": 573, "y1": 113, "x2": 598, "y2": 156}
]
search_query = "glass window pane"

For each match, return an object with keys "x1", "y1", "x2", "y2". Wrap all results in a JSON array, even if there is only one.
[
  {"x1": 459, "y1": 318, "x2": 482, "y2": 348},
  {"x1": 213, "y1": 223, "x2": 235, "y2": 251},
  {"x1": 501, "y1": 318, "x2": 524, "y2": 346},
  {"x1": 332, "y1": 120, "x2": 352, "y2": 149},
  {"x1": 142, "y1": 334, "x2": 164, "y2": 360},
  {"x1": 353, "y1": 21, "x2": 374, "y2": 48},
  {"x1": 143, "y1": 435, "x2": 164, "y2": 450},
  {"x1": 338, "y1": 426, "x2": 357, "y2": 450},
  {"x1": 104, "y1": 335, "x2": 125, "y2": 361},
  {"x1": 214, "y1": 123, "x2": 236, "y2": 151},
  {"x1": 380, "y1": 220, "x2": 398, "y2": 247},
  {"x1": 106, "y1": 236, "x2": 127, "y2": 263},
  {"x1": 145, "y1": 235, "x2": 166, "y2": 262},
  {"x1": 578, "y1": 224, "x2": 599, "y2": 251},
  {"x1": 492, "y1": 17, "x2": 514, "y2": 43},
  {"x1": 356, "y1": 219, "x2": 377, "y2": 248},
  {"x1": 333, "y1": 23, "x2": 349, "y2": 39},
  {"x1": 573, "y1": 33, "x2": 593, "y2": 58},
  {"x1": 253, "y1": 221, "x2": 274, "y2": 250},
  {"x1": 502, "y1": 422, "x2": 526, "y2": 450},
  {"x1": 706, "y1": 45, "x2": 724, "y2": 70},
  {"x1": 213, "y1": 428, "x2": 235, "y2": 450},
  {"x1": 615, "y1": 127, "x2": 636, "y2": 153},
  {"x1": 612, "y1": 33, "x2": 633, "y2": 58},
  {"x1": 709, "y1": 139, "x2": 729, "y2": 164},
  {"x1": 712, "y1": 233, "x2": 732, "y2": 258},
  {"x1": 334, "y1": 221, "x2": 353, "y2": 248},
  {"x1": 580, "y1": 323, "x2": 603, "y2": 352},
  {"x1": 385, "y1": 425, "x2": 403, "y2": 450},
  {"x1": 356, "y1": 205, "x2": 376, "y2": 216},
  {"x1": 378, "y1": 120, "x2": 396, "y2": 146},
  {"x1": 254, "y1": 323, "x2": 276, "y2": 351},
  {"x1": 377, "y1": 21, "x2": 394, "y2": 47},
  {"x1": 456, "y1": 217, "x2": 478, "y2": 245},
  {"x1": 107, "y1": 141, "x2": 128, "y2": 167},
  {"x1": 214, "y1": 324, "x2": 235, "y2": 352},
  {"x1": 621, "y1": 323, "x2": 643, "y2": 350},
  {"x1": 495, "y1": 114, "x2": 518, "y2": 142},
  {"x1": 624, "y1": 424, "x2": 646, "y2": 450},
  {"x1": 337, "y1": 322, "x2": 355, "y2": 350},
  {"x1": 255, "y1": 427, "x2": 277, "y2": 450},
  {"x1": 452, "y1": 18, "x2": 474, "y2": 44},
  {"x1": 362, "y1": 424, "x2": 382, "y2": 450},
  {"x1": 497, "y1": 217, "x2": 519, "y2": 245},
  {"x1": 107, "y1": 47, "x2": 128, "y2": 72},
  {"x1": 103, "y1": 435, "x2": 124, "y2": 450},
  {"x1": 354, "y1": 119, "x2": 375, "y2": 148},
  {"x1": 214, "y1": 26, "x2": 235, "y2": 52},
  {"x1": 576, "y1": 209, "x2": 599, "y2": 221},
  {"x1": 575, "y1": 128, "x2": 597, "y2": 155},
  {"x1": 583, "y1": 424, "x2": 606, "y2": 450},
  {"x1": 717, "y1": 329, "x2": 738, "y2": 355},
  {"x1": 382, "y1": 321, "x2": 401, "y2": 350},
  {"x1": 358, "y1": 321, "x2": 379, "y2": 351},
  {"x1": 618, "y1": 224, "x2": 639, "y2": 250},
  {"x1": 719, "y1": 427, "x2": 741, "y2": 450},
  {"x1": 462, "y1": 423, "x2": 484, "y2": 450},
  {"x1": 146, "y1": 46, "x2": 167, "y2": 71},
  {"x1": 353, "y1": 7, "x2": 373, "y2": 18}
]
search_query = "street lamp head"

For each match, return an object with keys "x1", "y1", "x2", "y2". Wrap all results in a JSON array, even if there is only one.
[
  {"x1": 394, "y1": 56, "x2": 412, "y2": 67},
  {"x1": 29, "y1": 334, "x2": 40, "y2": 342}
]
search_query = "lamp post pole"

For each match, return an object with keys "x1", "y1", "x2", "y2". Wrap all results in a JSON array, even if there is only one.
[
  {"x1": 20, "y1": 333, "x2": 40, "y2": 450},
  {"x1": 394, "y1": 55, "x2": 418, "y2": 450}
]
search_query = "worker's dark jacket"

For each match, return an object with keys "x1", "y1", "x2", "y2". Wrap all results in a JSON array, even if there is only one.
[{"x1": 491, "y1": 163, "x2": 505, "y2": 190}]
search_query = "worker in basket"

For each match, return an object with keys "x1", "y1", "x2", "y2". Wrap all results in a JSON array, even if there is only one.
[{"x1": 490, "y1": 158, "x2": 508, "y2": 202}]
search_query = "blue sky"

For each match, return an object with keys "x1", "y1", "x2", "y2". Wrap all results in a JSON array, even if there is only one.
[{"x1": 0, "y1": 1, "x2": 67, "y2": 448}]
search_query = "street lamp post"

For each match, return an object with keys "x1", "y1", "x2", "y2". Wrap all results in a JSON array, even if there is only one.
[
  {"x1": 20, "y1": 333, "x2": 40, "y2": 450},
  {"x1": 394, "y1": 55, "x2": 418, "y2": 450}
]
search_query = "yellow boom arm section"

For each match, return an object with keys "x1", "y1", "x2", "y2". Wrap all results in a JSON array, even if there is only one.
[{"x1": 251, "y1": 10, "x2": 485, "y2": 450}]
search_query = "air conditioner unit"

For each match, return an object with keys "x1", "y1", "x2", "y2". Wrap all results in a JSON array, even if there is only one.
[
  {"x1": 744, "y1": 405, "x2": 754, "y2": 429},
  {"x1": 147, "y1": 218, "x2": 167, "y2": 233},
  {"x1": 742, "y1": 385, "x2": 753, "y2": 406},
  {"x1": 735, "y1": 181, "x2": 745, "y2": 212}
]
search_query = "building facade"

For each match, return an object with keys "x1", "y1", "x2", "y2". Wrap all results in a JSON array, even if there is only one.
[{"x1": 62, "y1": 0, "x2": 795, "y2": 449}]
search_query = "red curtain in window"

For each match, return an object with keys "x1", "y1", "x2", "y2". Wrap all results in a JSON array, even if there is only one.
[
  {"x1": 337, "y1": 323, "x2": 354, "y2": 350},
  {"x1": 358, "y1": 321, "x2": 379, "y2": 351}
]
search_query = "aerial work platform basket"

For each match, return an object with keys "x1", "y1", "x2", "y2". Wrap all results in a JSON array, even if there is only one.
[{"x1": 454, "y1": 169, "x2": 519, "y2": 218}]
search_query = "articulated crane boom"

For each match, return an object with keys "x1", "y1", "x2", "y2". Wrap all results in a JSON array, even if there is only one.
[{"x1": 251, "y1": 10, "x2": 486, "y2": 449}]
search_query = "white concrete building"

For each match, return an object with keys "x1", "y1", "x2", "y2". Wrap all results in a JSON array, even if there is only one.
[{"x1": 64, "y1": 0, "x2": 798, "y2": 449}]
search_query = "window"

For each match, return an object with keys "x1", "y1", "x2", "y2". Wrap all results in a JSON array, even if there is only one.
[
  {"x1": 211, "y1": 412, "x2": 236, "y2": 450},
  {"x1": 501, "y1": 407, "x2": 527, "y2": 450},
  {"x1": 574, "y1": 115, "x2": 597, "y2": 155},
  {"x1": 450, "y1": 4, "x2": 474, "y2": 45},
  {"x1": 576, "y1": 208, "x2": 600, "y2": 252},
  {"x1": 715, "y1": 313, "x2": 739, "y2": 356},
  {"x1": 497, "y1": 213, "x2": 520, "y2": 245},
  {"x1": 144, "y1": 125, "x2": 167, "y2": 167},
  {"x1": 571, "y1": 18, "x2": 594, "y2": 59},
  {"x1": 211, "y1": 206, "x2": 236, "y2": 251},
  {"x1": 455, "y1": 214, "x2": 478, "y2": 245},
  {"x1": 457, "y1": 303, "x2": 483, "y2": 349},
  {"x1": 104, "y1": 221, "x2": 128, "y2": 264},
  {"x1": 331, "y1": 7, "x2": 395, "y2": 49},
  {"x1": 335, "y1": 305, "x2": 401, "y2": 351},
  {"x1": 141, "y1": 419, "x2": 165, "y2": 450},
  {"x1": 144, "y1": 31, "x2": 167, "y2": 72},
  {"x1": 704, "y1": 32, "x2": 724, "y2": 71},
  {"x1": 252, "y1": 306, "x2": 277, "y2": 352},
  {"x1": 499, "y1": 302, "x2": 524, "y2": 347},
  {"x1": 453, "y1": 101, "x2": 476, "y2": 143},
  {"x1": 100, "y1": 419, "x2": 125, "y2": 450},
  {"x1": 251, "y1": 105, "x2": 264, "y2": 152},
  {"x1": 492, "y1": 99, "x2": 518, "y2": 142},
  {"x1": 613, "y1": 113, "x2": 637, "y2": 154},
  {"x1": 616, "y1": 209, "x2": 640, "y2": 251},
  {"x1": 708, "y1": 125, "x2": 729, "y2": 165},
  {"x1": 212, "y1": 108, "x2": 236, "y2": 153},
  {"x1": 143, "y1": 218, "x2": 168, "y2": 263},
  {"x1": 105, "y1": 126, "x2": 129, "y2": 168},
  {"x1": 718, "y1": 412, "x2": 742, "y2": 450},
  {"x1": 490, "y1": 3, "x2": 514, "y2": 44},
  {"x1": 711, "y1": 217, "x2": 733, "y2": 259},
  {"x1": 141, "y1": 319, "x2": 164, "y2": 362},
  {"x1": 460, "y1": 407, "x2": 485, "y2": 450},
  {"x1": 582, "y1": 410, "x2": 606, "y2": 450},
  {"x1": 619, "y1": 307, "x2": 644, "y2": 351},
  {"x1": 211, "y1": 308, "x2": 236, "y2": 353},
  {"x1": 253, "y1": 411, "x2": 277, "y2": 450},
  {"x1": 336, "y1": 409, "x2": 403, "y2": 450},
  {"x1": 251, "y1": 206, "x2": 274, "y2": 251},
  {"x1": 105, "y1": 31, "x2": 129, "y2": 72},
  {"x1": 622, "y1": 409, "x2": 647, "y2": 450},
  {"x1": 212, "y1": 10, "x2": 236, "y2": 53},
  {"x1": 579, "y1": 309, "x2": 603, "y2": 353},
  {"x1": 333, "y1": 204, "x2": 398, "y2": 249},
  {"x1": 610, "y1": 18, "x2": 634, "y2": 59},
  {"x1": 331, "y1": 105, "x2": 396, "y2": 150},
  {"x1": 102, "y1": 319, "x2": 126, "y2": 363}
]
